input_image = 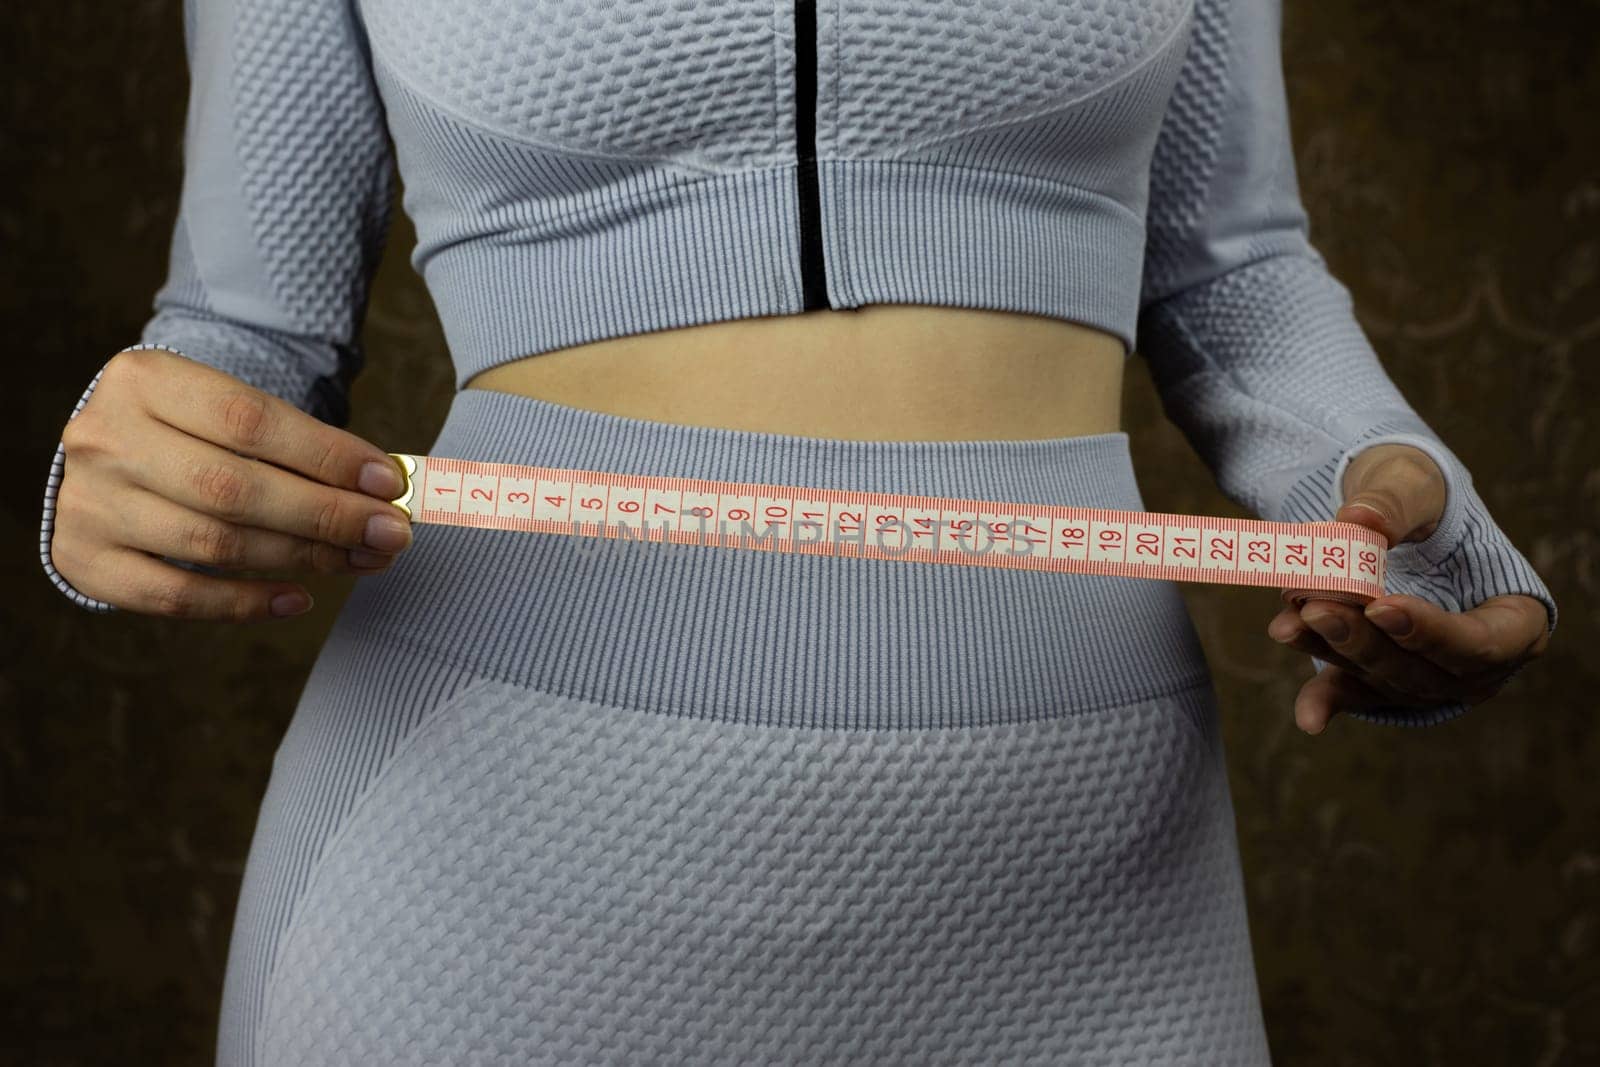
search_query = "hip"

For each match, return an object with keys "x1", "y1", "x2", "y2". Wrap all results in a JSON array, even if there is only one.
[
  {"x1": 223, "y1": 386, "x2": 1272, "y2": 1065},
  {"x1": 253, "y1": 637, "x2": 1266, "y2": 1065}
]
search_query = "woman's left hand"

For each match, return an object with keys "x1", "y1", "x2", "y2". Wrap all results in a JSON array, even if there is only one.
[{"x1": 1265, "y1": 443, "x2": 1552, "y2": 734}]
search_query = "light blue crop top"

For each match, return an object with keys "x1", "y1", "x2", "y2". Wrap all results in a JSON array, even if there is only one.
[{"x1": 40, "y1": 0, "x2": 1556, "y2": 723}]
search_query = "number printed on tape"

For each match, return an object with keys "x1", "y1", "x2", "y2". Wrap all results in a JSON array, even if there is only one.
[{"x1": 1164, "y1": 525, "x2": 1201, "y2": 569}]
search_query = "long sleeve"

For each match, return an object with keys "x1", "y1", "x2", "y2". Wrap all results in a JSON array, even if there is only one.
[
  {"x1": 1135, "y1": 0, "x2": 1557, "y2": 726},
  {"x1": 40, "y1": 0, "x2": 397, "y2": 613}
]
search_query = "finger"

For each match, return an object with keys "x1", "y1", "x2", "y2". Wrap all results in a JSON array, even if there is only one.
[
  {"x1": 120, "y1": 482, "x2": 399, "y2": 576},
  {"x1": 1360, "y1": 593, "x2": 1550, "y2": 678},
  {"x1": 1296, "y1": 599, "x2": 1462, "y2": 704},
  {"x1": 1293, "y1": 663, "x2": 1397, "y2": 735},
  {"x1": 1267, "y1": 604, "x2": 1364, "y2": 673},
  {"x1": 1338, "y1": 444, "x2": 1447, "y2": 546},
  {"x1": 80, "y1": 544, "x2": 318, "y2": 622},
  {"x1": 115, "y1": 421, "x2": 414, "y2": 555},
  {"x1": 113, "y1": 346, "x2": 406, "y2": 501}
]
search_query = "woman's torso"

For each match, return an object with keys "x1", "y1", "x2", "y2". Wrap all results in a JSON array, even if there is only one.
[{"x1": 464, "y1": 304, "x2": 1125, "y2": 440}]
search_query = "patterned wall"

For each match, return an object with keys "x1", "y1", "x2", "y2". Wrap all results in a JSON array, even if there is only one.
[{"x1": 4, "y1": 1, "x2": 1595, "y2": 1063}]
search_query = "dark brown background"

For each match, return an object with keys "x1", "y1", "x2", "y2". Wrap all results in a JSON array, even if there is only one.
[{"x1": 5, "y1": 1, "x2": 1597, "y2": 1064}]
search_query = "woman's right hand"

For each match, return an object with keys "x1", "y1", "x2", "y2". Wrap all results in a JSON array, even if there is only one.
[{"x1": 50, "y1": 347, "x2": 415, "y2": 621}]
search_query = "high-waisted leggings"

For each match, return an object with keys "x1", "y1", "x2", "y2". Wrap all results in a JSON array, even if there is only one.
[{"x1": 215, "y1": 386, "x2": 1273, "y2": 1065}]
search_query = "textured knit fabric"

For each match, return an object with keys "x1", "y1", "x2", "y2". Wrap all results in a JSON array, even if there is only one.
[
  {"x1": 32, "y1": 2, "x2": 1560, "y2": 1060},
  {"x1": 222, "y1": 386, "x2": 1271, "y2": 1065}
]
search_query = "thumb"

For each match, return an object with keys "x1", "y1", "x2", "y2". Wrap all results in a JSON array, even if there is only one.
[{"x1": 1337, "y1": 444, "x2": 1448, "y2": 549}]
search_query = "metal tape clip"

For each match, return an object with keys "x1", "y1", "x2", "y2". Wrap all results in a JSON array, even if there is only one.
[{"x1": 387, "y1": 452, "x2": 419, "y2": 520}]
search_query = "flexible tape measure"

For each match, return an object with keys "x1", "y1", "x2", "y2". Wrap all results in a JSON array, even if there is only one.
[{"x1": 385, "y1": 453, "x2": 1387, "y2": 609}]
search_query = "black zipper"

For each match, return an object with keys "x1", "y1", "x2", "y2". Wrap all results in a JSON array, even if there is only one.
[{"x1": 794, "y1": 0, "x2": 831, "y2": 310}]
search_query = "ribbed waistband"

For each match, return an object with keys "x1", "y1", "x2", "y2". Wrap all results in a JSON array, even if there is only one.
[{"x1": 338, "y1": 387, "x2": 1213, "y2": 729}]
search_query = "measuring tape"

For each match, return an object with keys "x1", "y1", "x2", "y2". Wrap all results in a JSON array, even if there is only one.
[{"x1": 385, "y1": 453, "x2": 1387, "y2": 609}]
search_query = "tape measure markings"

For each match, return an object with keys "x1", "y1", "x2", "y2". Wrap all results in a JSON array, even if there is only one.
[{"x1": 387, "y1": 453, "x2": 1386, "y2": 606}]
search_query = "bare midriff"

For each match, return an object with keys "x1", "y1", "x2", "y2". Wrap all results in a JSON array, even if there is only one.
[{"x1": 461, "y1": 303, "x2": 1125, "y2": 441}]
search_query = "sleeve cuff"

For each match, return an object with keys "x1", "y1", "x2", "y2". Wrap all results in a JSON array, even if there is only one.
[
  {"x1": 40, "y1": 358, "x2": 121, "y2": 613},
  {"x1": 1286, "y1": 429, "x2": 1557, "y2": 727}
]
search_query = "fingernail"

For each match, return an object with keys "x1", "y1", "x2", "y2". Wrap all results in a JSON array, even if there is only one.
[
  {"x1": 358, "y1": 459, "x2": 404, "y2": 499},
  {"x1": 1306, "y1": 612, "x2": 1348, "y2": 644},
  {"x1": 1365, "y1": 604, "x2": 1412, "y2": 636},
  {"x1": 364, "y1": 512, "x2": 411, "y2": 552},
  {"x1": 349, "y1": 548, "x2": 392, "y2": 569},
  {"x1": 270, "y1": 591, "x2": 313, "y2": 617}
]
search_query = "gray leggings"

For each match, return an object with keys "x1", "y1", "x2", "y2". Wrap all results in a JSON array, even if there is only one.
[{"x1": 217, "y1": 387, "x2": 1271, "y2": 1065}]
